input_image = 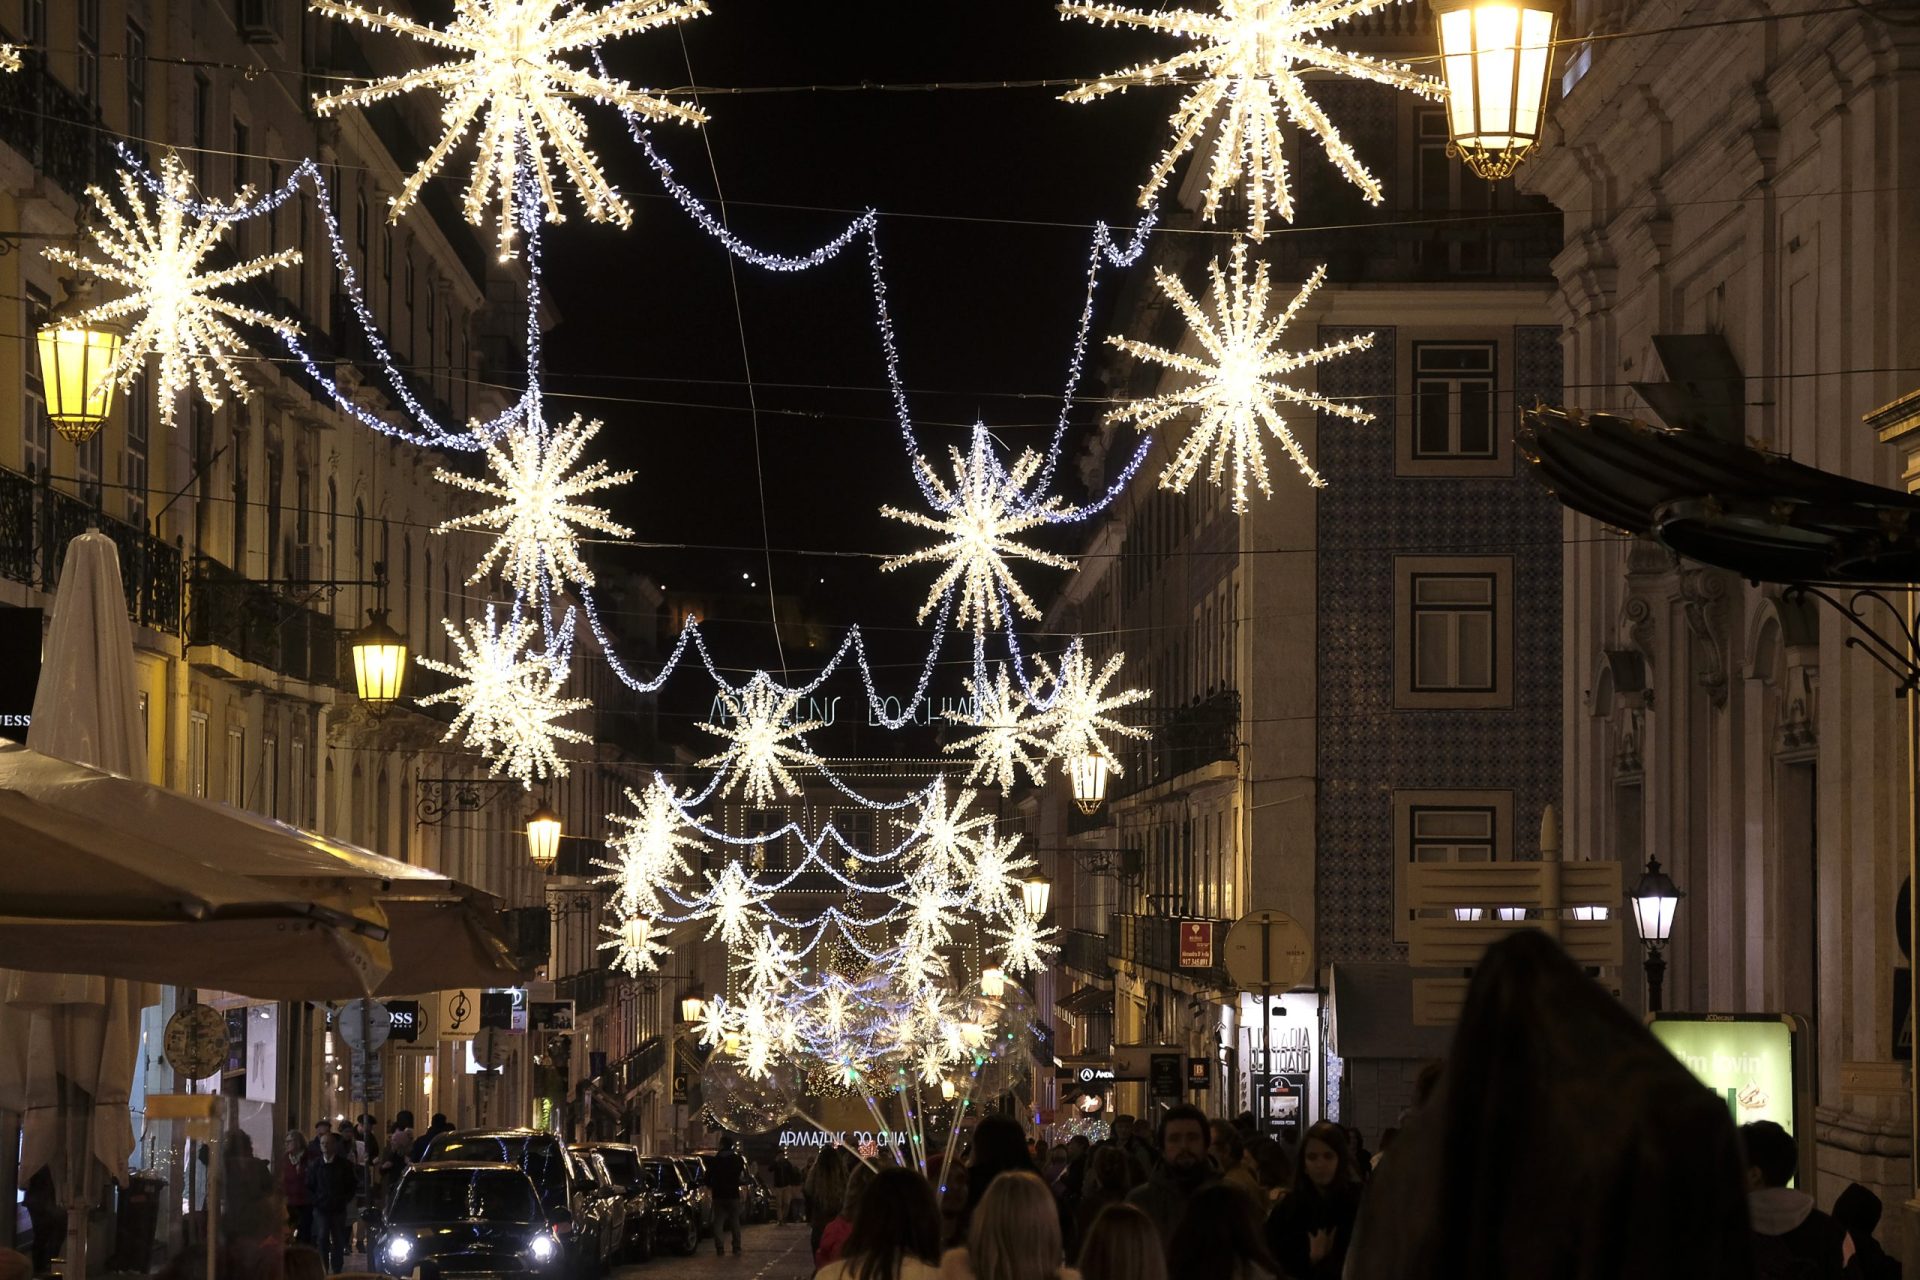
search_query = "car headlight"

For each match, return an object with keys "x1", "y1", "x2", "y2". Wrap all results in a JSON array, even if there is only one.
[
  {"x1": 529, "y1": 1235, "x2": 558, "y2": 1264},
  {"x1": 384, "y1": 1238, "x2": 414, "y2": 1265}
]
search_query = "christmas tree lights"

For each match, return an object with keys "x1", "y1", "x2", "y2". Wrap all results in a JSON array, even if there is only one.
[
  {"x1": 881, "y1": 424, "x2": 1079, "y2": 633},
  {"x1": 435, "y1": 414, "x2": 636, "y2": 597},
  {"x1": 1059, "y1": 0, "x2": 1444, "y2": 237},
  {"x1": 44, "y1": 154, "x2": 301, "y2": 428},
  {"x1": 1105, "y1": 243, "x2": 1377, "y2": 508},
  {"x1": 310, "y1": 0, "x2": 709, "y2": 260}
]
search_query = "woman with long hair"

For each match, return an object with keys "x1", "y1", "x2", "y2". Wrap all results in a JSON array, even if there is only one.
[
  {"x1": 816, "y1": 1168, "x2": 943, "y2": 1280},
  {"x1": 1264, "y1": 1120, "x2": 1361, "y2": 1279},
  {"x1": 1167, "y1": 1185, "x2": 1277, "y2": 1280},
  {"x1": 1072, "y1": 1147, "x2": 1137, "y2": 1252},
  {"x1": 941, "y1": 1171, "x2": 1078, "y2": 1280},
  {"x1": 953, "y1": 1115, "x2": 1037, "y2": 1243},
  {"x1": 1076, "y1": 1202, "x2": 1165, "y2": 1280}
]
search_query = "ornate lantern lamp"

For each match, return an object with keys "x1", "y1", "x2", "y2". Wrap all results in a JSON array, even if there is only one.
[
  {"x1": 36, "y1": 277, "x2": 124, "y2": 443},
  {"x1": 1020, "y1": 875, "x2": 1052, "y2": 922},
  {"x1": 1431, "y1": 0, "x2": 1562, "y2": 179},
  {"x1": 1067, "y1": 749, "x2": 1111, "y2": 815},
  {"x1": 1628, "y1": 857, "x2": 1682, "y2": 1011},
  {"x1": 349, "y1": 607, "x2": 408, "y2": 709},
  {"x1": 526, "y1": 800, "x2": 563, "y2": 872}
]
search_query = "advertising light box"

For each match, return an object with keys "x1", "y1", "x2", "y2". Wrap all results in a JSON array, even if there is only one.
[{"x1": 1649, "y1": 1013, "x2": 1807, "y2": 1140}]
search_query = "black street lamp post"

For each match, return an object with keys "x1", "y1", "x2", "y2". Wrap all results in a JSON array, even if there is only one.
[{"x1": 1629, "y1": 857, "x2": 1682, "y2": 1012}]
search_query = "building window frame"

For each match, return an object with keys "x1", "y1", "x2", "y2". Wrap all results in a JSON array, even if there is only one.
[
  {"x1": 1396, "y1": 334, "x2": 1512, "y2": 477},
  {"x1": 1392, "y1": 788, "x2": 1514, "y2": 942},
  {"x1": 1411, "y1": 340, "x2": 1498, "y2": 460},
  {"x1": 189, "y1": 710, "x2": 210, "y2": 798},
  {"x1": 1393, "y1": 555, "x2": 1514, "y2": 709},
  {"x1": 124, "y1": 20, "x2": 147, "y2": 146}
]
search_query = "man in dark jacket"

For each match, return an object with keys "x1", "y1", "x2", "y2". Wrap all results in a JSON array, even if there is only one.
[
  {"x1": 306, "y1": 1131, "x2": 359, "y2": 1273},
  {"x1": 707, "y1": 1134, "x2": 747, "y2": 1257},
  {"x1": 1124, "y1": 1104, "x2": 1214, "y2": 1243},
  {"x1": 409, "y1": 1113, "x2": 454, "y2": 1162},
  {"x1": 1743, "y1": 1122, "x2": 1844, "y2": 1280}
]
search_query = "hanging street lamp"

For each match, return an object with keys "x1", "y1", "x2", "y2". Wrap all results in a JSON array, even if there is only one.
[
  {"x1": 349, "y1": 607, "x2": 409, "y2": 709},
  {"x1": 1628, "y1": 857, "x2": 1682, "y2": 1011},
  {"x1": 979, "y1": 966, "x2": 1006, "y2": 999},
  {"x1": 1067, "y1": 748, "x2": 1111, "y2": 815},
  {"x1": 36, "y1": 276, "x2": 125, "y2": 443},
  {"x1": 679, "y1": 992, "x2": 706, "y2": 1025},
  {"x1": 526, "y1": 800, "x2": 563, "y2": 872},
  {"x1": 1020, "y1": 874, "x2": 1052, "y2": 922},
  {"x1": 1430, "y1": 0, "x2": 1562, "y2": 180}
]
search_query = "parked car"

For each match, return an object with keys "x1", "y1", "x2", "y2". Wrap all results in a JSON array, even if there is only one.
[
  {"x1": 419, "y1": 1129, "x2": 615, "y2": 1278},
  {"x1": 366, "y1": 1161, "x2": 566, "y2": 1278},
  {"x1": 741, "y1": 1170, "x2": 774, "y2": 1224},
  {"x1": 639, "y1": 1156, "x2": 702, "y2": 1256},
  {"x1": 670, "y1": 1156, "x2": 714, "y2": 1239},
  {"x1": 571, "y1": 1143, "x2": 654, "y2": 1263}
]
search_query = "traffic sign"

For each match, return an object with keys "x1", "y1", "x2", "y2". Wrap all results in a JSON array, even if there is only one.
[
  {"x1": 1223, "y1": 911, "x2": 1312, "y2": 992},
  {"x1": 351, "y1": 1050, "x2": 384, "y2": 1103},
  {"x1": 336, "y1": 999, "x2": 391, "y2": 1053}
]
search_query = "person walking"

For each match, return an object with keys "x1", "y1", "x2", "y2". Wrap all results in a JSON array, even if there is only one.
[
  {"x1": 807, "y1": 1147, "x2": 853, "y2": 1254},
  {"x1": 815, "y1": 1167, "x2": 943, "y2": 1280},
  {"x1": 1833, "y1": 1184, "x2": 1899, "y2": 1279},
  {"x1": 1124, "y1": 1106, "x2": 1214, "y2": 1243},
  {"x1": 279, "y1": 1131, "x2": 314, "y2": 1244},
  {"x1": 1208, "y1": 1122, "x2": 1263, "y2": 1209},
  {"x1": 1076, "y1": 1203, "x2": 1165, "y2": 1280},
  {"x1": 409, "y1": 1113, "x2": 453, "y2": 1162},
  {"x1": 939, "y1": 1171, "x2": 1079, "y2": 1280},
  {"x1": 1265, "y1": 1120, "x2": 1361, "y2": 1280},
  {"x1": 305, "y1": 1131, "x2": 358, "y2": 1274},
  {"x1": 1074, "y1": 1149, "x2": 1138, "y2": 1254},
  {"x1": 817, "y1": 1163, "x2": 877, "y2": 1268},
  {"x1": 955, "y1": 1116, "x2": 1038, "y2": 1243},
  {"x1": 1167, "y1": 1185, "x2": 1277, "y2": 1280},
  {"x1": 707, "y1": 1133, "x2": 748, "y2": 1257},
  {"x1": 772, "y1": 1151, "x2": 803, "y2": 1224},
  {"x1": 1742, "y1": 1121, "x2": 1843, "y2": 1280}
]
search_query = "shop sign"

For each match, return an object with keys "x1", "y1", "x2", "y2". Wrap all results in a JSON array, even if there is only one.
[
  {"x1": 530, "y1": 1000, "x2": 575, "y2": 1032},
  {"x1": 1178, "y1": 920, "x2": 1214, "y2": 969},
  {"x1": 1649, "y1": 1013, "x2": 1806, "y2": 1139},
  {"x1": 481, "y1": 987, "x2": 528, "y2": 1033},
  {"x1": 437, "y1": 989, "x2": 480, "y2": 1042},
  {"x1": 1111, "y1": 1043, "x2": 1185, "y2": 1081},
  {"x1": 385, "y1": 1000, "x2": 420, "y2": 1043},
  {"x1": 0, "y1": 606, "x2": 41, "y2": 737},
  {"x1": 1056, "y1": 1057, "x2": 1114, "y2": 1085},
  {"x1": 1186, "y1": 1057, "x2": 1209, "y2": 1089},
  {"x1": 775, "y1": 1126, "x2": 902, "y2": 1150},
  {"x1": 1149, "y1": 1053, "x2": 1182, "y2": 1098}
]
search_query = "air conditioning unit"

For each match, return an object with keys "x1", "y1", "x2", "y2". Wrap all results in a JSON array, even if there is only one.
[{"x1": 236, "y1": 0, "x2": 284, "y2": 43}]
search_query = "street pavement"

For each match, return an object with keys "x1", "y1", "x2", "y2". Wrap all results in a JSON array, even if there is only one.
[{"x1": 613, "y1": 1222, "x2": 812, "y2": 1280}]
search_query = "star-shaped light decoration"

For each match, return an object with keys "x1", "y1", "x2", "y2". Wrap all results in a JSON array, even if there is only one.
[
  {"x1": 1033, "y1": 643, "x2": 1151, "y2": 772},
  {"x1": 697, "y1": 676, "x2": 825, "y2": 805},
  {"x1": 907, "y1": 779, "x2": 994, "y2": 892},
  {"x1": 599, "y1": 913, "x2": 670, "y2": 975},
  {"x1": 702, "y1": 862, "x2": 772, "y2": 949},
  {"x1": 435, "y1": 414, "x2": 635, "y2": 598},
  {"x1": 0, "y1": 46, "x2": 21, "y2": 73},
  {"x1": 596, "y1": 780, "x2": 706, "y2": 916},
  {"x1": 880, "y1": 424, "x2": 1077, "y2": 633},
  {"x1": 417, "y1": 605, "x2": 590, "y2": 783},
  {"x1": 944, "y1": 664, "x2": 1051, "y2": 794},
  {"x1": 743, "y1": 926, "x2": 800, "y2": 993},
  {"x1": 311, "y1": 0, "x2": 709, "y2": 260},
  {"x1": 695, "y1": 994, "x2": 733, "y2": 1049},
  {"x1": 1059, "y1": 0, "x2": 1443, "y2": 238},
  {"x1": 989, "y1": 913, "x2": 1059, "y2": 978},
  {"x1": 970, "y1": 830, "x2": 1038, "y2": 920},
  {"x1": 1106, "y1": 244, "x2": 1375, "y2": 510},
  {"x1": 44, "y1": 153, "x2": 301, "y2": 429}
]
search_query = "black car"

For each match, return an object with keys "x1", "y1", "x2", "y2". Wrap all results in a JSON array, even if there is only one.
[
  {"x1": 638, "y1": 1156, "x2": 702, "y2": 1256},
  {"x1": 419, "y1": 1130, "x2": 614, "y2": 1278},
  {"x1": 741, "y1": 1170, "x2": 775, "y2": 1225},
  {"x1": 669, "y1": 1156, "x2": 714, "y2": 1239},
  {"x1": 368, "y1": 1162, "x2": 566, "y2": 1278},
  {"x1": 570, "y1": 1144, "x2": 654, "y2": 1263}
]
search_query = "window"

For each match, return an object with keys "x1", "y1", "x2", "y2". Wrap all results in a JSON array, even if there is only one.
[
  {"x1": 265, "y1": 450, "x2": 282, "y2": 580},
  {"x1": 267, "y1": 161, "x2": 281, "y2": 246},
  {"x1": 124, "y1": 22, "x2": 146, "y2": 146},
  {"x1": 75, "y1": 426, "x2": 102, "y2": 509},
  {"x1": 1412, "y1": 343, "x2": 1496, "y2": 459},
  {"x1": 77, "y1": 0, "x2": 100, "y2": 106},
  {"x1": 425, "y1": 280, "x2": 437, "y2": 374},
  {"x1": 191, "y1": 73, "x2": 210, "y2": 187},
  {"x1": 23, "y1": 0, "x2": 45, "y2": 47},
  {"x1": 353, "y1": 498, "x2": 366, "y2": 574},
  {"x1": 261, "y1": 732, "x2": 278, "y2": 818},
  {"x1": 225, "y1": 725, "x2": 245, "y2": 807},
  {"x1": 22, "y1": 287, "x2": 50, "y2": 484},
  {"x1": 326, "y1": 478, "x2": 338, "y2": 577},
  {"x1": 1393, "y1": 556, "x2": 1513, "y2": 709},
  {"x1": 231, "y1": 448, "x2": 248, "y2": 573},
  {"x1": 124, "y1": 378, "x2": 149, "y2": 527},
  {"x1": 355, "y1": 189, "x2": 369, "y2": 268},
  {"x1": 404, "y1": 251, "x2": 415, "y2": 307},
  {"x1": 383, "y1": 227, "x2": 394, "y2": 320},
  {"x1": 189, "y1": 711, "x2": 210, "y2": 797},
  {"x1": 232, "y1": 120, "x2": 250, "y2": 200},
  {"x1": 290, "y1": 735, "x2": 306, "y2": 825},
  {"x1": 1392, "y1": 789, "x2": 1514, "y2": 942},
  {"x1": 743, "y1": 807, "x2": 790, "y2": 871}
]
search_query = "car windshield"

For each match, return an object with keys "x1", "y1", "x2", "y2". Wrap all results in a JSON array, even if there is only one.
[
  {"x1": 596, "y1": 1151, "x2": 640, "y2": 1186},
  {"x1": 389, "y1": 1170, "x2": 540, "y2": 1224},
  {"x1": 426, "y1": 1136, "x2": 569, "y2": 1197}
]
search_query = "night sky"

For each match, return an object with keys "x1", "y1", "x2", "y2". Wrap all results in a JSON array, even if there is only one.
[{"x1": 536, "y1": 0, "x2": 1170, "y2": 688}]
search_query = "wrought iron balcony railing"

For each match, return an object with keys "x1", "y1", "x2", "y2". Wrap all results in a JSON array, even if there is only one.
[
  {"x1": 1108, "y1": 912, "x2": 1227, "y2": 974},
  {"x1": 0, "y1": 41, "x2": 122, "y2": 204},
  {"x1": 186, "y1": 554, "x2": 338, "y2": 685},
  {"x1": 1110, "y1": 688, "x2": 1240, "y2": 801},
  {"x1": 1061, "y1": 928, "x2": 1113, "y2": 977},
  {"x1": 0, "y1": 464, "x2": 183, "y2": 634},
  {"x1": 557, "y1": 967, "x2": 610, "y2": 1015}
]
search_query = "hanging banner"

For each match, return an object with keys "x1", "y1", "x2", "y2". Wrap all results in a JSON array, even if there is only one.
[
  {"x1": 1178, "y1": 920, "x2": 1215, "y2": 969},
  {"x1": 437, "y1": 988, "x2": 481, "y2": 1041}
]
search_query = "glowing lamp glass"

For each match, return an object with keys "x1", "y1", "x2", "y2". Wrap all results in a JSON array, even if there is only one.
[
  {"x1": 1067, "y1": 749, "x2": 1111, "y2": 815},
  {"x1": 1629, "y1": 858, "x2": 1681, "y2": 944},
  {"x1": 36, "y1": 320, "x2": 123, "y2": 442},
  {"x1": 526, "y1": 802, "x2": 563, "y2": 871},
  {"x1": 1020, "y1": 875, "x2": 1051, "y2": 922},
  {"x1": 1431, "y1": 0, "x2": 1561, "y2": 180},
  {"x1": 350, "y1": 607, "x2": 409, "y2": 708}
]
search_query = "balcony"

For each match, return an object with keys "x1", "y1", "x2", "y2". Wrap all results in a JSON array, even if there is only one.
[
  {"x1": 1109, "y1": 912, "x2": 1227, "y2": 975},
  {"x1": 0, "y1": 464, "x2": 182, "y2": 634},
  {"x1": 557, "y1": 967, "x2": 610, "y2": 1015},
  {"x1": 500, "y1": 904, "x2": 552, "y2": 970},
  {"x1": 0, "y1": 42, "x2": 122, "y2": 204},
  {"x1": 1061, "y1": 928, "x2": 1112, "y2": 978},
  {"x1": 1112, "y1": 689, "x2": 1240, "y2": 802},
  {"x1": 186, "y1": 555, "x2": 338, "y2": 685}
]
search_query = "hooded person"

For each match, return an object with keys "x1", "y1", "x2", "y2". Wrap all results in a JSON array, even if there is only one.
[
  {"x1": 1831, "y1": 1183, "x2": 1898, "y2": 1280},
  {"x1": 1741, "y1": 1122, "x2": 1843, "y2": 1279},
  {"x1": 1344, "y1": 930, "x2": 1753, "y2": 1280}
]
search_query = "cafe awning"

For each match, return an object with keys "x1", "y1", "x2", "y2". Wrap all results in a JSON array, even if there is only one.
[
  {"x1": 1520, "y1": 405, "x2": 1920, "y2": 583},
  {"x1": 1056, "y1": 984, "x2": 1115, "y2": 1019}
]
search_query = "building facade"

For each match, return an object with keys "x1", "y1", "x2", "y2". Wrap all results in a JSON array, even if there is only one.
[{"x1": 1524, "y1": 0, "x2": 1920, "y2": 1248}]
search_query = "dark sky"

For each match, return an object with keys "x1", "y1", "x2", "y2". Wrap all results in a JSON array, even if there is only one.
[{"x1": 537, "y1": 0, "x2": 1168, "y2": 683}]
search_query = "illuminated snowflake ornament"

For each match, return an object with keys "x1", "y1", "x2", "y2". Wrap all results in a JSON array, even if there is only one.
[
  {"x1": 698, "y1": 676, "x2": 825, "y2": 805},
  {"x1": 1107, "y1": 245, "x2": 1375, "y2": 508},
  {"x1": 944, "y1": 664, "x2": 1051, "y2": 794},
  {"x1": 0, "y1": 46, "x2": 20, "y2": 73},
  {"x1": 599, "y1": 913, "x2": 670, "y2": 975},
  {"x1": 881, "y1": 424, "x2": 1078, "y2": 633},
  {"x1": 1034, "y1": 643, "x2": 1151, "y2": 771},
  {"x1": 702, "y1": 862, "x2": 772, "y2": 949},
  {"x1": 311, "y1": 0, "x2": 709, "y2": 260},
  {"x1": 990, "y1": 913, "x2": 1058, "y2": 978},
  {"x1": 743, "y1": 926, "x2": 801, "y2": 993},
  {"x1": 970, "y1": 829, "x2": 1038, "y2": 920},
  {"x1": 695, "y1": 995, "x2": 732, "y2": 1049},
  {"x1": 907, "y1": 779, "x2": 993, "y2": 891},
  {"x1": 44, "y1": 153, "x2": 301, "y2": 429},
  {"x1": 1060, "y1": 0, "x2": 1443, "y2": 238},
  {"x1": 435, "y1": 414, "x2": 635, "y2": 598},
  {"x1": 597, "y1": 780, "x2": 706, "y2": 916},
  {"x1": 417, "y1": 605, "x2": 589, "y2": 783}
]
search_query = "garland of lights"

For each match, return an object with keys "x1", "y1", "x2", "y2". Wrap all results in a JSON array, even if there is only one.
[{"x1": 1059, "y1": 0, "x2": 1444, "y2": 238}]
